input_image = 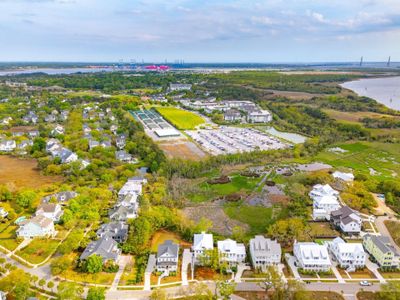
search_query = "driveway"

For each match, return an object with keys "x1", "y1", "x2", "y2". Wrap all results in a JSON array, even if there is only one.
[
  {"x1": 181, "y1": 249, "x2": 193, "y2": 286},
  {"x1": 365, "y1": 257, "x2": 386, "y2": 283},
  {"x1": 234, "y1": 263, "x2": 250, "y2": 283},
  {"x1": 330, "y1": 262, "x2": 345, "y2": 283},
  {"x1": 110, "y1": 255, "x2": 131, "y2": 291},
  {"x1": 144, "y1": 254, "x2": 156, "y2": 291},
  {"x1": 375, "y1": 216, "x2": 400, "y2": 253},
  {"x1": 285, "y1": 254, "x2": 300, "y2": 279}
]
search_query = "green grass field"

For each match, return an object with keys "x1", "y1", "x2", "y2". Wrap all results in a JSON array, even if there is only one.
[
  {"x1": 16, "y1": 238, "x2": 59, "y2": 264},
  {"x1": 155, "y1": 107, "x2": 205, "y2": 130},
  {"x1": 190, "y1": 174, "x2": 261, "y2": 202},
  {"x1": 315, "y1": 142, "x2": 400, "y2": 180}
]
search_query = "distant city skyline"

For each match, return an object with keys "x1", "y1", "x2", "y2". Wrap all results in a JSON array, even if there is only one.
[{"x1": 1, "y1": 0, "x2": 400, "y2": 62}]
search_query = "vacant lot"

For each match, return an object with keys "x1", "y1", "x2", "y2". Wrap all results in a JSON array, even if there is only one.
[
  {"x1": 315, "y1": 142, "x2": 400, "y2": 180},
  {"x1": 183, "y1": 203, "x2": 249, "y2": 236},
  {"x1": 324, "y1": 109, "x2": 400, "y2": 124},
  {"x1": 156, "y1": 107, "x2": 205, "y2": 130},
  {"x1": 384, "y1": 220, "x2": 400, "y2": 247},
  {"x1": 0, "y1": 155, "x2": 62, "y2": 190},
  {"x1": 308, "y1": 222, "x2": 339, "y2": 239},
  {"x1": 158, "y1": 141, "x2": 206, "y2": 161},
  {"x1": 16, "y1": 238, "x2": 60, "y2": 264},
  {"x1": 224, "y1": 202, "x2": 284, "y2": 235}
]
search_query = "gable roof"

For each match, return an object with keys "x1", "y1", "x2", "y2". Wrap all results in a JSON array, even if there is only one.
[
  {"x1": 157, "y1": 240, "x2": 179, "y2": 258},
  {"x1": 193, "y1": 232, "x2": 213, "y2": 251},
  {"x1": 80, "y1": 235, "x2": 119, "y2": 262}
]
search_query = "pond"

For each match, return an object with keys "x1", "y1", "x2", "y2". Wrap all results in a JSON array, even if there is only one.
[{"x1": 263, "y1": 126, "x2": 307, "y2": 144}]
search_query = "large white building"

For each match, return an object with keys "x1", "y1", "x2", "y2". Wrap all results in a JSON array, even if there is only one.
[
  {"x1": 328, "y1": 237, "x2": 366, "y2": 271},
  {"x1": 293, "y1": 242, "x2": 332, "y2": 272},
  {"x1": 217, "y1": 239, "x2": 246, "y2": 266},
  {"x1": 310, "y1": 184, "x2": 341, "y2": 221},
  {"x1": 192, "y1": 232, "x2": 214, "y2": 262},
  {"x1": 249, "y1": 235, "x2": 281, "y2": 271}
]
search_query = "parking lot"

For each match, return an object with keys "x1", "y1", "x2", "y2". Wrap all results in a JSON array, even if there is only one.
[{"x1": 186, "y1": 126, "x2": 289, "y2": 155}]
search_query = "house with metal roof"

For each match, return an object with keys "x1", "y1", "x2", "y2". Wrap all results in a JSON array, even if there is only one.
[
  {"x1": 328, "y1": 237, "x2": 366, "y2": 271},
  {"x1": 331, "y1": 206, "x2": 362, "y2": 234},
  {"x1": 17, "y1": 215, "x2": 56, "y2": 239},
  {"x1": 249, "y1": 235, "x2": 281, "y2": 271},
  {"x1": 96, "y1": 222, "x2": 128, "y2": 243},
  {"x1": 363, "y1": 234, "x2": 400, "y2": 269},
  {"x1": 156, "y1": 240, "x2": 179, "y2": 272},
  {"x1": 192, "y1": 232, "x2": 213, "y2": 262},
  {"x1": 217, "y1": 239, "x2": 246, "y2": 266},
  {"x1": 293, "y1": 242, "x2": 332, "y2": 272},
  {"x1": 80, "y1": 235, "x2": 121, "y2": 263}
]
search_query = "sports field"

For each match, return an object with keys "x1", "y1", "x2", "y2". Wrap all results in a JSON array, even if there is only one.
[{"x1": 155, "y1": 107, "x2": 205, "y2": 130}]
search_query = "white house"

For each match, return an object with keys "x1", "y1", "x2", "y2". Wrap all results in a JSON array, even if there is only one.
[
  {"x1": 118, "y1": 177, "x2": 147, "y2": 198},
  {"x1": 293, "y1": 242, "x2": 332, "y2": 272},
  {"x1": 192, "y1": 232, "x2": 213, "y2": 262},
  {"x1": 332, "y1": 171, "x2": 354, "y2": 183},
  {"x1": 217, "y1": 239, "x2": 246, "y2": 266},
  {"x1": 310, "y1": 184, "x2": 340, "y2": 221},
  {"x1": 35, "y1": 203, "x2": 63, "y2": 222},
  {"x1": 0, "y1": 140, "x2": 16, "y2": 152},
  {"x1": 51, "y1": 124, "x2": 65, "y2": 136},
  {"x1": 331, "y1": 206, "x2": 362, "y2": 234},
  {"x1": 0, "y1": 207, "x2": 8, "y2": 218},
  {"x1": 170, "y1": 83, "x2": 192, "y2": 91},
  {"x1": 249, "y1": 235, "x2": 281, "y2": 271},
  {"x1": 17, "y1": 215, "x2": 56, "y2": 238},
  {"x1": 328, "y1": 237, "x2": 366, "y2": 271}
]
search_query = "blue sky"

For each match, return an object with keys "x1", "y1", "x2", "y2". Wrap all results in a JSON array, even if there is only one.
[{"x1": 0, "y1": 0, "x2": 400, "y2": 62}]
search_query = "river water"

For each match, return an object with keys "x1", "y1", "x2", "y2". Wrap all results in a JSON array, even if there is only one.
[{"x1": 341, "y1": 76, "x2": 400, "y2": 111}]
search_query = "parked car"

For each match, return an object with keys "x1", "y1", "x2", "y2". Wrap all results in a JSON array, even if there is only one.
[{"x1": 360, "y1": 281, "x2": 372, "y2": 286}]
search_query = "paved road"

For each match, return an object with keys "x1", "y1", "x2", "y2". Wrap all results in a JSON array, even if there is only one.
[{"x1": 375, "y1": 216, "x2": 400, "y2": 253}]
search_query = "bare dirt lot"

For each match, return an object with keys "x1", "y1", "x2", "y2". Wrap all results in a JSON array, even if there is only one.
[
  {"x1": 0, "y1": 155, "x2": 62, "y2": 190},
  {"x1": 158, "y1": 141, "x2": 207, "y2": 161},
  {"x1": 182, "y1": 202, "x2": 249, "y2": 236}
]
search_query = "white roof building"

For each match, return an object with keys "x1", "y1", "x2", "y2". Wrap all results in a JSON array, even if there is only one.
[
  {"x1": 249, "y1": 236, "x2": 281, "y2": 271},
  {"x1": 192, "y1": 232, "x2": 213, "y2": 262},
  {"x1": 310, "y1": 184, "x2": 340, "y2": 221},
  {"x1": 328, "y1": 237, "x2": 366, "y2": 271},
  {"x1": 332, "y1": 171, "x2": 354, "y2": 182},
  {"x1": 217, "y1": 239, "x2": 246, "y2": 266},
  {"x1": 293, "y1": 242, "x2": 332, "y2": 272}
]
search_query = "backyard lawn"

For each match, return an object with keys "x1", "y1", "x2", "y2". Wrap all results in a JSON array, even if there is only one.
[
  {"x1": 16, "y1": 238, "x2": 60, "y2": 264},
  {"x1": 155, "y1": 107, "x2": 205, "y2": 130},
  {"x1": 150, "y1": 230, "x2": 191, "y2": 252}
]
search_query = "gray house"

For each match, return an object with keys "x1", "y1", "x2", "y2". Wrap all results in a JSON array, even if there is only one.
[
  {"x1": 96, "y1": 222, "x2": 128, "y2": 243},
  {"x1": 80, "y1": 235, "x2": 121, "y2": 263},
  {"x1": 156, "y1": 240, "x2": 179, "y2": 272},
  {"x1": 42, "y1": 191, "x2": 78, "y2": 203},
  {"x1": 109, "y1": 205, "x2": 137, "y2": 221}
]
